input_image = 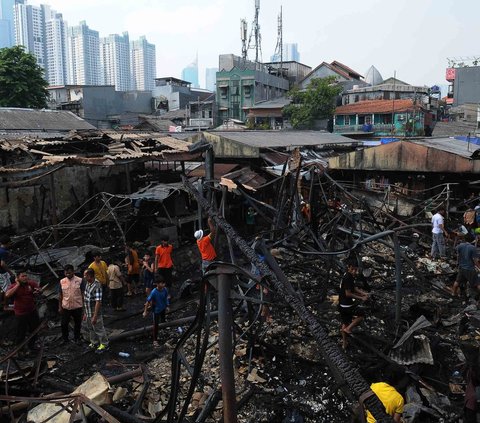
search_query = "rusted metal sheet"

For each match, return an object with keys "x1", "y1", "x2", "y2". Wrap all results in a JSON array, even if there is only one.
[{"x1": 329, "y1": 140, "x2": 480, "y2": 174}]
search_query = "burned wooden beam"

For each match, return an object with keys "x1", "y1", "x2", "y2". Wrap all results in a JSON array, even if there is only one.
[{"x1": 182, "y1": 176, "x2": 393, "y2": 422}]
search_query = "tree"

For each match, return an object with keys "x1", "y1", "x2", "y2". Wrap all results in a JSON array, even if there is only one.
[
  {"x1": 284, "y1": 76, "x2": 342, "y2": 129},
  {"x1": 0, "y1": 46, "x2": 49, "y2": 109}
]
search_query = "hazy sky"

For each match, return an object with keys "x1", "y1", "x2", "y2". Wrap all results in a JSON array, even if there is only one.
[{"x1": 30, "y1": 0, "x2": 479, "y2": 89}]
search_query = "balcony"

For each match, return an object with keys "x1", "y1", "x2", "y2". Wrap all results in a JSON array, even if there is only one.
[{"x1": 333, "y1": 124, "x2": 395, "y2": 134}]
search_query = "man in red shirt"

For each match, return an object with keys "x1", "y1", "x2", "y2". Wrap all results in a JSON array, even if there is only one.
[
  {"x1": 5, "y1": 269, "x2": 42, "y2": 349},
  {"x1": 194, "y1": 218, "x2": 217, "y2": 274},
  {"x1": 155, "y1": 236, "x2": 174, "y2": 287}
]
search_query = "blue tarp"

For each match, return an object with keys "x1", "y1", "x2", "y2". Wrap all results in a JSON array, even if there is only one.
[{"x1": 455, "y1": 136, "x2": 480, "y2": 145}]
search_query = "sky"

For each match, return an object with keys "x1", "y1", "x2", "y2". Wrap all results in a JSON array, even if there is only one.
[{"x1": 30, "y1": 0, "x2": 480, "y2": 89}]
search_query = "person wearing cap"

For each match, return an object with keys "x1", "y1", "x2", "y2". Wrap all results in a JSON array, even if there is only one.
[
  {"x1": 195, "y1": 218, "x2": 217, "y2": 274},
  {"x1": 154, "y1": 236, "x2": 174, "y2": 288}
]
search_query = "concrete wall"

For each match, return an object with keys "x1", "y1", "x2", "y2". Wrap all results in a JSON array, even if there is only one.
[
  {"x1": 454, "y1": 66, "x2": 480, "y2": 107},
  {"x1": 203, "y1": 132, "x2": 259, "y2": 158},
  {"x1": 0, "y1": 165, "x2": 128, "y2": 233}
]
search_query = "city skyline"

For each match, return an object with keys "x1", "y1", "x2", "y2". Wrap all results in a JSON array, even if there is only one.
[{"x1": 20, "y1": 0, "x2": 480, "y2": 90}]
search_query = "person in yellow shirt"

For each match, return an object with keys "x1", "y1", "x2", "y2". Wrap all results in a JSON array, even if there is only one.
[
  {"x1": 88, "y1": 251, "x2": 109, "y2": 302},
  {"x1": 365, "y1": 370, "x2": 404, "y2": 423}
]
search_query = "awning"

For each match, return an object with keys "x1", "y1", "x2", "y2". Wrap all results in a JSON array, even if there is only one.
[{"x1": 220, "y1": 167, "x2": 267, "y2": 191}]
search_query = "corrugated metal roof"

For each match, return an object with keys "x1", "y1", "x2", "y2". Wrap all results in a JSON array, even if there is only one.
[
  {"x1": 187, "y1": 163, "x2": 239, "y2": 179},
  {"x1": 411, "y1": 137, "x2": 480, "y2": 159},
  {"x1": 247, "y1": 98, "x2": 291, "y2": 109},
  {"x1": 0, "y1": 108, "x2": 95, "y2": 131},
  {"x1": 208, "y1": 130, "x2": 354, "y2": 148}
]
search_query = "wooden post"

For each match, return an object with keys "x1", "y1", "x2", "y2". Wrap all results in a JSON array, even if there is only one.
[{"x1": 48, "y1": 173, "x2": 59, "y2": 242}]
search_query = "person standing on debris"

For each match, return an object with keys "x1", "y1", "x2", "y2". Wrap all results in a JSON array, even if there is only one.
[
  {"x1": 301, "y1": 201, "x2": 311, "y2": 223},
  {"x1": 142, "y1": 252, "x2": 155, "y2": 295},
  {"x1": 125, "y1": 243, "x2": 140, "y2": 296},
  {"x1": 194, "y1": 218, "x2": 217, "y2": 274},
  {"x1": 58, "y1": 265, "x2": 83, "y2": 344},
  {"x1": 431, "y1": 207, "x2": 448, "y2": 260},
  {"x1": 155, "y1": 236, "x2": 174, "y2": 288},
  {"x1": 83, "y1": 268, "x2": 108, "y2": 352},
  {"x1": 0, "y1": 235, "x2": 14, "y2": 309},
  {"x1": 108, "y1": 259, "x2": 126, "y2": 311},
  {"x1": 5, "y1": 269, "x2": 42, "y2": 349},
  {"x1": 338, "y1": 260, "x2": 369, "y2": 350},
  {"x1": 88, "y1": 251, "x2": 109, "y2": 302},
  {"x1": 450, "y1": 234, "x2": 480, "y2": 299},
  {"x1": 143, "y1": 275, "x2": 169, "y2": 347}
]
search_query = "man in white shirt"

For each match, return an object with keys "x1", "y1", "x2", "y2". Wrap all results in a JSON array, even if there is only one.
[{"x1": 431, "y1": 207, "x2": 447, "y2": 259}]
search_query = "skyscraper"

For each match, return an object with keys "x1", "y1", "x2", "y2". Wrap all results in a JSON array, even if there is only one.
[
  {"x1": 130, "y1": 35, "x2": 156, "y2": 91},
  {"x1": 270, "y1": 42, "x2": 300, "y2": 62},
  {"x1": 44, "y1": 6, "x2": 68, "y2": 85},
  {"x1": 181, "y1": 56, "x2": 199, "y2": 88},
  {"x1": 0, "y1": 0, "x2": 16, "y2": 48},
  {"x1": 205, "y1": 67, "x2": 217, "y2": 91},
  {"x1": 14, "y1": 1, "x2": 46, "y2": 68},
  {"x1": 100, "y1": 32, "x2": 131, "y2": 91},
  {"x1": 67, "y1": 21, "x2": 101, "y2": 85},
  {"x1": 14, "y1": 1, "x2": 68, "y2": 85}
]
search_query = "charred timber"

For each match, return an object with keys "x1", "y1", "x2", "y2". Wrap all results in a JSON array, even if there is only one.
[{"x1": 183, "y1": 176, "x2": 392, "y2": 423}]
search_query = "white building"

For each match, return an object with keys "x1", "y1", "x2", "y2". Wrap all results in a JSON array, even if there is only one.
[
  {"x1": 13, "y1": 1, "x2": 68, "y2": 85},
  {"x1": 44, "y1": 6, "x2": 68, "y2": 86},
  {"x1": 67, "y1": 21, "x2": 101, "y2": 85},
  {"x1": 130, "y1": 35, "x2": 156, "y2": 91},
  {"x1": 205, "y1": 67, "x2": 217, "y2": 91},
  {"x1": 100, "y1": 32, "x2": 131, "y2": 91},
  {"x1": 14, "y1": 1, "x2": 46, "y2": 68}
]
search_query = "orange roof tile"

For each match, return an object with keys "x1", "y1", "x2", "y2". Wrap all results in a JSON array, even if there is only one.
[{"x1": 334, "y1": 99, "x2": 420, "y2": 115}]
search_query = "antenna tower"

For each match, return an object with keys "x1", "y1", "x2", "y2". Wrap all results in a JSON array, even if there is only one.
[
  {"x1": 273, "y1": 6, "x2": 283, "y2": 67},
  {"x1": 240, "y1": 19, "x2": 248, "y2": 60},
  {"x1": 247, "y1": 0, "x2": 262, "y2": 63}
]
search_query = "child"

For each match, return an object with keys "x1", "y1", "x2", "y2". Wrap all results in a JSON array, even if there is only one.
[
  {"x1": 143, "y1": 275, "x2": 169, "y2": 347},
  {"x1": 142, "y1": 253, "x2": 155, "y2": 296}
]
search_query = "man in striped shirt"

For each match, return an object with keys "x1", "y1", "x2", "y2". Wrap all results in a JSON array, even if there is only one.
[{"x1": 83, "y1": 268, "x2": 108, "y2": 353}]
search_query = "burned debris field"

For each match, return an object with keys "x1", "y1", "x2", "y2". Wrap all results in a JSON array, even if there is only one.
[{"x1": 1, "y1": 129, "x2": 480, "y2": 423}]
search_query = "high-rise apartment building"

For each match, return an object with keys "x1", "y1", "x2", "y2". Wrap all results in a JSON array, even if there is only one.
[
  {"x1": 205, "y1": 67, "x2": 217, "y2": 91},
  {"x1": 100, "y1": 32, "x2": 131, "y2": 91},
  {"x1": 14, "y1": 1, "x2": 68, "y2": 85},
  {"x1": 181, "y1": 56, "x2": 199, "y2": 88},
  {"x1": 0, "y1": 0, "x2": 16, "y2": 48},
  {"x1": 130, "y1": 35, "x2": 156, "y2": 91},
  {"x1": 14, "y1": 1, "x2": 46, "y2": 67},
  {"x1": 67, "y1": 21, "x2": 101, "y2": 85}
]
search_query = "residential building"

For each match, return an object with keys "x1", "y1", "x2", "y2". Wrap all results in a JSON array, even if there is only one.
[
  {"x1": 47, "y1": 85, "x2": 153, "y2": 128},
  {"x1": 270, "y1": 42, "x2": 300, "y2": 62},
  {"x1": 44, "y1": 7, "x2": 68, "y2": 85},
  {"x1": 364, "y1": 65, "x2": 383, "y2": 86},
  {"x1": 216, "y1": 54, "x2": 289, "y2": 124},
  {"x1": 100, "y1": 32, "x2": 131, "y2": 91},
  {"x1": 262, "y1": 60, "x2": 312, "y2": 87},
  {"x1": 67, "y1": 21, "x2": 101, "y2": 85},
  {"x1": 333, "y1": 99, "x2": 430, "y2": 137},
  {"x1": 446, "y1": 65, "x2": 480, "y2": 107},
  {"x1": 0, "y1": 0, "x2": 15, "y2": 48},
  {"x1": 181, "y1": 56, "x2": 199, "y2": 88},
  {"x1": 130, "y1": 35, "x2": 156, "y2": 91},
  {"x1": 299, "y1": 60, "x2": 367, "y2": 92},
  {"x1": 152, "y1": 76, "x2": 213, "y2": 113},
  {"x1": 14, "y1": 1, "x2": 46, "y2": 68},
  {"x1": 205, "y1": 67, "x2": 218, "y2": 91}
]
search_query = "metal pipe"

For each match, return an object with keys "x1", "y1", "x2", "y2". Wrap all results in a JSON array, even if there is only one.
[
  {"x1": 217, "y1": 272, "x2": 237, "y2": 423},
  {"x1": 393, "y1": 233, "x2": 402, "y2": 325}
]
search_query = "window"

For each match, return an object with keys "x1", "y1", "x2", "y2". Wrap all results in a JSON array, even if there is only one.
[
  {"x1": 220, "y1": 87, "x2": 228, "y2": 99},
  {"x1": 344, "y1": 115, "x2": 351, "y2": 125},
  {"x1": 244, "y1": 85, "x2": 251, "y2": 98}
]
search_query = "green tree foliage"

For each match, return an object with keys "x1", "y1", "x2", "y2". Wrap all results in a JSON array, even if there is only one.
[
  {"x1": 284, "y1": 76, "x2": 342, "y2": 129},
  {"x1": 0, "y1": 46, "x2": 49, "y2": 108}
]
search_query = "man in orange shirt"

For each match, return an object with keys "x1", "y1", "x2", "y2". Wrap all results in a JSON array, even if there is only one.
[
  {"x1": 194, "y1": 218, "x2": 217, "y2": 274},
  {"x1": 58, "y1": 264, "x2": 83, "y2": 344},
  {"x1": 125, "y1": 244, "x2": 140, "y2": 296},
  {"x1": 155, "y1": 236, "x2": 174, "y2": 287}
]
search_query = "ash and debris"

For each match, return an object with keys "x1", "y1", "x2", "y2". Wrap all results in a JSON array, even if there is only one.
[{"x1": 1, "y1": 152, "x2": 480, "y2": 422}]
